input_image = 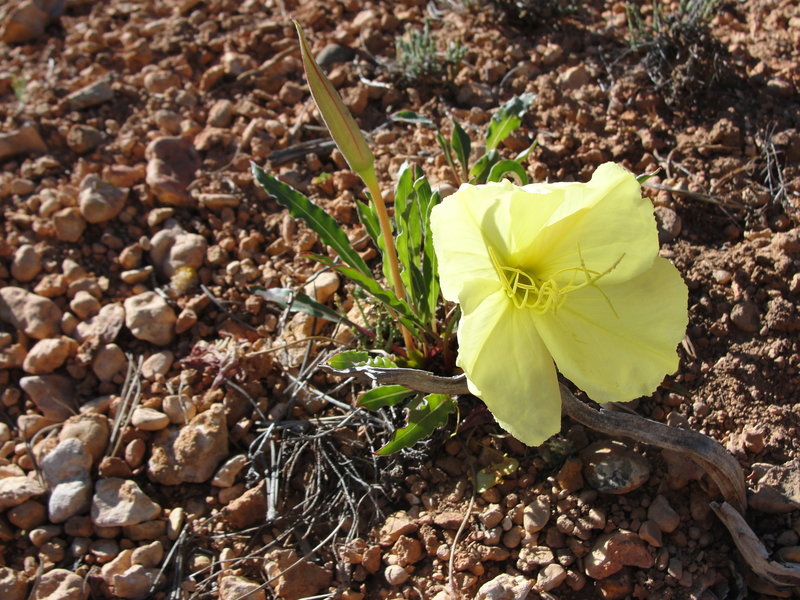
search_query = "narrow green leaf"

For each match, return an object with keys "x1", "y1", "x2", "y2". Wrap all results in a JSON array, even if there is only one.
[
  {"x1": 377, "y1": 394, "x2": 455, "y2": 455},
  {"x1": 514, "y1": 140, "x2": 538, "y2": 163},
  {"x1": 636, "y1": 168, "x2": 662, "y2": 184},
  {"x1": 327, "y1": 350, "x2": 371, "y2": 369},
  {"x1": 451, "y1": 119, "x2": 471, "y2": 179},
  {"x1": 487, "y1": 160, "x2": 529, "y2": 184},
  {"x1": 355, "y1": 199, "x2": 381, "y2": 249},
  {"x1": 252, "y1": 164, "x2": 370, "y2": 276},
  {"x1": 469, "y1": 149, "x2": 499, "y2": 184},
  {"x1": 252, "y1": 287, "x2": 352, "y2": 325},
  {"x1": 390, "y1": 110, "x2": 435, "y2": 127},
  {"x1": 485, "y1": 93, "x2": 536, "y2": 151},
  {"x1": 357, "y1": 385, "x2": 415, "y2": 410}
]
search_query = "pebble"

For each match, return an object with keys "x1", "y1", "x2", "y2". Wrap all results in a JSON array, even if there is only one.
[
  {"x1": 124, "y1": 438, "x2": 147, "y2": 468},
  {"x1": 149, "y1": 225, "x2": 207, "y2": 279},
  {"x1": 638, "y1": 520, "x2": 663, "y2": 547},
  {"x1": 73, "y1": 303, "x2": 125, "y2": 344},
  {"x1": 0, "y1": 124, "x2": 48, "y2": 160},
  {"x1": 162, "y1": 394, "x2": 196, "y2": 424},
  {"x1": 91, "y1": 478, "x2": 161, "y2": 527},
  {"x1": 147, "y1": 403, "x2": 228, "y2": 484},
  {"x1": 0, "y1": 286, "x2": 62, "y2": 339},
  {"x1": 124, "y1": 291, "x2": 177, "y2": 345},
  {"x1": 0, "y1": 566, "x2": 28, "y2": 600},
  {"x1": 65, "y1": 79, "x2": 114, "y2": 111},
  {"x1": 22, "y1": 336, "x2": 75, "y2": 374},
  {"x1": 78, "y1": 175, "x2": 127, "y2": 223},
  {"x1": 479, "y1": 504, "x2": 504, "y2": 529},
  {"x1": 384, "y1": 564, "x2": 409, "y2": 586},
  {"x1": 70, "y1": 290, "x2": 101, "y2": 319},
  {"x1": 53, "y1": 207, "x2": 86, "y2": 242},
  {"x1": 0, "y1": 0, "x2": 60, "y2": 43},
  {"x1": 145, "y1": 137, "x2": 200, "y2": 206},
  {"x1": 654, "y1": 206, "x2": 682, "y2": 243},
  {"x1": 90, "y1": 538, "x2": 120, "y2": 563},
  {"x1": 144, "y1": 70, "x2": 180, "y2": 94},
  {"x1": 141, "y1": 350, "x2": 174, "y2": 379},
  {"x1": 378, "y1": 513, "x2": 417, "y2": 548},
  {"x1": 730, "y1": 301, "x2": 759, "y2": 332},
  {"x1": 67, "y1": 124, "x2": 105, "y2": 154},
  {"x1": 41, "y1": 438, "x2": 93, "y2": 523},
  {"x1": 584, "y1": 531, "x2": 654, "y2": 579},
  {"x1": 131, "y1": 407, "x2": 170, "y2": 431},
  {"x1": 19, "y1": 374, "x2": 75, "y2": 420},
  {"x1": 263, "y1": 548, "x2": 332, "y2": 599},
  {"x1": 48, "y1": 479, "x2": 93, "y2": 524},
  {"x1": 211, "y1": 454, "x2": 248, "y2": 488},
  {"x1": 132, "y1": 540, "x2": 164, "y2": 567},
  {"x1": 219, "y1": 576, "x2": 266, "y2": 600},
  {"x1": 207, "y1": 99, "x2": 234, "y2": 127},
  {"x1": 92, "y1": 343, "x2": 127, "y2": 381},
  {"x1": 303, "y1": 272, "x2": 340, "y2": 304},
  {"x1": 647, "y1": 495, "x2": 680, "y2": 532},
  {"x1": 11, "y1": 244, "x2": 41, "y2": 282},
  {"x1": 476, "y1": 573, "x2": 532, "y2": 600},
  {"x1": 7, "y1": 499, "x2": 47, "y2": 529},
  {"x1": 556, "y1": 457, "x2": 584, "y2": 492},
  {"x1": 582, "y1": 441, "x2": 651, "y2": 494},
  {"x1": 30, "y1": 568, "x2": 85, "y2": 600},
  {"x1": 113, "y1": 564, "x2": 163, "y2": 599},
  {"x1": 517, "y1": 546, "x2": 555, "y2": 572},
  {"x1": 537, "y1": 563, "x2": 567, "y2": 592},
  {"x1": 523, "y1": 496, "x2": 551, "y2": 533}
]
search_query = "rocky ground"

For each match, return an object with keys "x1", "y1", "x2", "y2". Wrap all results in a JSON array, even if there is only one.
[{"x1": 0, "y1": 0, "x2": 799, "y2": 599}]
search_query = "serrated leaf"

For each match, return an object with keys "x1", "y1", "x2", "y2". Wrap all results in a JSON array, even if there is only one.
[
  {"x1": 357, "y1": 385, "x2": 415, "y2": 410},
  {"x1": 390, "y1": 110, "x2": 436, "y2": 127},
  {"x1": 377, "y1": 393, "x2": 455, "y2": 455},
  {"x1": 487, "y1": 160, "x2": 529, "y2": 184},
  {"x1": 485, "y1": 93, "x2": 536, "y2": 151},
  {"x1": 451, "y1": 119, "x2": 471, "y2": 179},
  {"x1": 252, "y1": 165, "x2": 370, "y2": 276}
]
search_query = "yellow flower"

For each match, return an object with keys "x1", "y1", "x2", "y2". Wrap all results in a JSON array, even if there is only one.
[{"x1": 431, "y1": 163, "x2": 688, "y2": 446}]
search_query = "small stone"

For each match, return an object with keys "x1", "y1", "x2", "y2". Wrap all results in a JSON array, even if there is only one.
[
  {"x1": 11, "y1": 244, "x2": 41, "y2": 282},
  {"x1": 162, "y1": 395, "x2": 196, "y2": 424},
  {"x1": 30, "y1": 568, "x2": 85, "y2": 600},
  {"x1": 124, "y1": 292, "x2": 176, "y2": 345},
  {"x1": 141, "y1": 350, "x2": 174, "y2": 379},
  {"x1": 582, "y1": 441, "x2": 651, "y2": 494},
  {"x1": 91, "y1": 478, "x2": 161, "y2": 527},
  {"x1": 264, "y1": 549, "x2": 332, "y2": 599},
  {"x1": 638, "y1": 520, "x2": 663, "y2": 547},
  {"x1": 378, "y1": 511, "x2": 418, "y2": 545},
  {"x1": 49, "y1": 479, "x2": 92, "y2": 523},
  {"x1": 207, "y1": 99, "x2": 234, "y2": 127},
  {"x1": 123, "y1": 519, "x2": 166, "y2": 541},
  {"x1": 647, "y1": 495, "x2": 680, "y2": 533},
  {"x1": 20, "y1": 374, "x2": 75, "y2": 420},
  {"x1": 0, "y1": 123, "x2": 47, "y2": 160},
  {"x1": 559, "y1": 64, "x2": 590, "y2": 90},
  {"x1": 131, "y1": 540, "x2": 164, "y2": 568},
  {"x1": 144, "y1": 70, "x2": 180, "y2": 94},
  {"x1": 316, "y1": 43, "x2": 355, "y2": 67},
  {"x1": 41, "y1": 438, "x2": 92, "y2": 488},
  {"x1": 0, "y1": 287, "x2": 62, "y2": 339},
  {"x1": 476, "y1": 573, "x2": 532, "y2": 600},
  {"x1": 145, "y1": 137, "x2": 200, "y2": 206},
  {"x1": 654, "y1": 206, "x2": 682, "y2": 243},
  {"x1": 65, "y1": 79, "x2": 114, "y2": 111},
  {"x1": 7, "y1": 499, "x2": 47, "y2": 529},
  {"x1": 149, "y1": 225, "x2": 207, "y2": 279},
  {"x1": 584, "y1": 531, "x2": 653, "y2": 580},
  {"x1": 92, "y1": 344, "x2": 126, "y2": 381},
  {"x1": 303, "y1": 272, "x2": 340, "y2": 304},
  {"x1": 89, "y1": 538, "x2": 120, "y2": 563},
  {"x1": 53, "y1": 207, "x2": 86, "y2": 242},
  {"x1": 212, "y1": 455, "x2": 248, "y2": 488},
  {"x1": 0, "y1": 0, "x2": 59, "y2": 44},
  {"x1": 67, "y1": 125, "x2": 104, "y2": 154},
  {"x1": 73, "y1": 303, "x2": 125, "y2": 344},
  {"x1": 391, "y1": 535, "x2": 424, "y2": 566},
  {"x1": 60, "y1": 413, "x2": 110, "y2": 465},
  {"x1": 219, "y1": 575, "x2": 266, "y2": 600},
  {"x1": 70, "y1": 290, "x2": 101, "y2": 320},
  {"x1": 0, "y1": 566, "x2": 28, "y2": 600},
  {"x1": 537, "y1": 563, "x2": 567, "y2": 592},
  {"x1": 22, "y1": 336, "x2": 74, "y2": 374},
  {"x1": 523, "y1": 496, "x2": 551, "y2": 533},
  {"x1": 730, "y1": 301, "x2": 759, "y2": 332},
  {"x1": 384, "y1": 564, "x2": 409, "y2": 586},
  {"x1": 517, "y1": 546, "x2": 555, "y2": 572},
  {"x1": 479, "y1": 504, "x2": 504, "y2": 529},
  {"x1": 131, "y1": 407, "x2": 170, "y2": 431},
  {"x1": 556, "y1": 457, "x2": 584, "y2": 492},
  {"x1": 77, "y1": 175, "x2": 127, "y2": 223},
  {"x1": 112, "y1": 565, "x2": 163, "y2": 599}
]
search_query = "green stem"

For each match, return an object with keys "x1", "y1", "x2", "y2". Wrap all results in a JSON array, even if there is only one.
[{"x1": 361, "y1": 166, "x2": 416, "y2": 355}]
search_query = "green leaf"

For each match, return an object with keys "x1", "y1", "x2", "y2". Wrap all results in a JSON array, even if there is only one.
[
  {"x1": 327, "y1": 350, "x2": 371, "y2": 369},
  {"x1": 475, "y1": 456, "x2": 520, "y2": 493},
  {"x1": 487, "y1": 160, "x2": 529, "y2": 184},
  {"x1": 485, "y1": 93, "x2": 536, "y2": 151},
  {"x1": 390, "y1": 110, "x2": 435, "y2": 127},
  {"x1": 357, "y1": 385, "x2": 415, "y2": 410},
  {"x1": 469, "y1": 149, "x2": 499, "y2": 184},
  {"x1": 377, "y1": 394, "x2": 455, "y2": 455},
  {"x1": 636, "y1": 168, "x2": 662, "y2": 184},
  {"x1": 451, "y1": 119, "x2": 471, "y2": 179},
  {"x1": 252, "y1": 165, "x2": 370, "y2": 276},
  {"x1": 252, "y1": 287, "x2": 353, "y2": 325},
  {"x1": 355, "y1": 199, "x2": 381, "y2": 249}
]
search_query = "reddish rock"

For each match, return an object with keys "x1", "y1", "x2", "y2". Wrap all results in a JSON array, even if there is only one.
[
  {"x1": 264, "y1": 549, "x2": 332, "y2": 600},
  {"x1": 220, "y1": 485, "x2": 266, "y2": 529},
  {"x1": 584, "y1": 531, "x2": 653, "y2": 580}
]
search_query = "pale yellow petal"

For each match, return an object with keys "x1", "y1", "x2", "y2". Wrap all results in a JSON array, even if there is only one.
[
  {"x1": 534, "y1": 257, "x2": 688, "y2": 403},
  {"x1": 431, "y1": 180, "x2": 563, "y2": 312},
  {"x1": 457, "y1": 289, "x2": 562, "y2": 446},
  {"x1": 523, "y1": 163, "x2": 658, "y2": 285}
]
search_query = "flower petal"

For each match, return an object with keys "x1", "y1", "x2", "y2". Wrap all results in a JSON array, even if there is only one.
[
  {"x1": 431, "y1": 180, "x2": 563, "y2": 312},
  {"x1": 457, "y1": 289, "x2": 562, "y2": 446},
  {"x1": 523, "y1": 163, "x2": 658, "y2": 285},
  {"x1": 534, "y1": 257, "x2": 688, "y2": 403}
]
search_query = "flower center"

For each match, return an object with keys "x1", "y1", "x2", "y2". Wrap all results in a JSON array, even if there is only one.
[{"x1": 488, "y1": 246, "x2": 623, "y2": 315}]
